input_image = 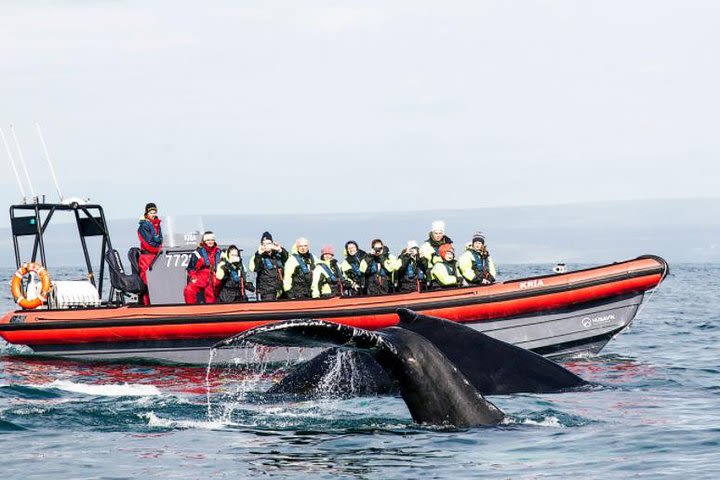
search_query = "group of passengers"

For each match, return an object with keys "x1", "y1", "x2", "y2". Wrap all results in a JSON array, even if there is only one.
[{"x1": 137, "y1": 204, "x2": 496, "y2": 305}]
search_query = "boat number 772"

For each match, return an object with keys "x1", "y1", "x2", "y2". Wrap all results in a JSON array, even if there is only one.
[{"x1": 165, "y1": 253, "x2": 191, "y2": 268}]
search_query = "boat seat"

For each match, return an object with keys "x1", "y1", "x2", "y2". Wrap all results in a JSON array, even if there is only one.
[
  {"x1": 105, "y1": 248, "x2": 146, "y2": 296},
  {"x1": 127, "y1": 247, "x2": 141, "y2": 275}
]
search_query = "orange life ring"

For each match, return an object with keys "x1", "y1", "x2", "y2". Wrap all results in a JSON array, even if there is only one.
[{"x1": 10, "y1": 262, "x2": 52, "y2": 310}]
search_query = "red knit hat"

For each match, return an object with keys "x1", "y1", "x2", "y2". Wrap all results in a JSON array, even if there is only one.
[
  {"x1": 321, "y1": 245, "x2": 335, "y2": 257},
  {"x1": 438, "y1": 243, "x2": 455, "y2": 260}
]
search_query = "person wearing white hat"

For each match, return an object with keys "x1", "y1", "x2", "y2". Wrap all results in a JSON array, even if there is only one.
[
  {"x1": 184, "y1": 231, "x2": 222, "y2": 304},
  {"x1": 283, "y1": 237, "x2": 317, "y2": 299},
  {"x1": 395, "y1": 240, "x2": 426, "y2": 293},
  {"x1": 458, "y1": 231, "x2": 497, "y2": 285},
  {"x1": 419, "y1": 220, "x2": 453, "y2": 269}
]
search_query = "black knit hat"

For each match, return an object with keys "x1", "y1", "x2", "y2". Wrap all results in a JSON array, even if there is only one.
[
  {"x1": 261, "y1": 231, "x2": 273, "y2": 243},
  {"x1": 144, "y1": 202, "x2": 157, "y2": 214}
]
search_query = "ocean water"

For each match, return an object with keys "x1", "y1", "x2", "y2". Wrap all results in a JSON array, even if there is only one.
[{"x1": 1, "y1": 264, "x2": 718, "y2": 479}]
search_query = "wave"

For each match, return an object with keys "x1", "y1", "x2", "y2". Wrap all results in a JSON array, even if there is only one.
[
  {"x1": 0, "y1": 418, "x2": 25, "y2": 432},
  {"x1": 507, "y1": 409, "x2": 594, "y2": 428}
]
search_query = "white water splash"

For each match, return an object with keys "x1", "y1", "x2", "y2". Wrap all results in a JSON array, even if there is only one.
[
  {"x1": 517, "y1": 416, "x2": 564, "y2": 428},
  {"x1": 316, "y1": 349, "x2": 364, "y2": 397},
  {"x1": 46, "y1": 380, "x2": 161, "y2": 397},
  {"x1": 205, "y1": 344, "x2": 278, "y2": 423},
  {"x1": 143, "y1": 412, "x2": 227, "y2": 430}
]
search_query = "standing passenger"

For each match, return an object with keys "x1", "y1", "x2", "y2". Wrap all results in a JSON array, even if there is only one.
[
  {"x1": 283, "y1": 237, "x2": 316, "y2": 299},
  {"x1": 137, "y1": 202, "x2": 163, "y2": 305},
  {"x1": 340, "y1": 240, "x2": 366, "y2": 295},
  {"x1": 249, "y1": 232, "x2": 288, "y2": 301},
  {"x1": 360, "y1": 239, "x2": 400, "y2": 295},
  {"x1": 458, "y1": 232, "x2": 497, "y2": 285},
  {"x1": 419, "y1": 220, "x2": 453, "y2": 269},
  {"x1": 184, "y1": 231, "x2": 221, "y2": 304},
  {"x1": 312, "y1": 245, "x2": 343, "y2": 298}
]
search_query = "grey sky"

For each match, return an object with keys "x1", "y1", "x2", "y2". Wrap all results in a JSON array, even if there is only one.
[{"x1": 2, "y1": 1, "x2": 719, "y2": 224}]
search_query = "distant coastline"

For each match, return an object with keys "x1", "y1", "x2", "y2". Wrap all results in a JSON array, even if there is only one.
[{"x1": 1, "y1": 197, "x2": 718, "y2": 267}]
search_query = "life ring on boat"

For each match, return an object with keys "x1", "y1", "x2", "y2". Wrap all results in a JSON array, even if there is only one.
[{"x1": 10, "y1": 262, "x2": 52, "y2": 310}]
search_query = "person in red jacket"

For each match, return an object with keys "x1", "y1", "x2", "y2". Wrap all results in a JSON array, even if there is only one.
[
  {"x1": 183, "y1": 231, "x2": 222, "y2": 304},
  {"x1": 137, "y1": 202, "x2": 163, "y2": 305}
]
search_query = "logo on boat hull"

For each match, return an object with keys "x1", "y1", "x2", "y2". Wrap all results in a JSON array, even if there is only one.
[
  {"x1": 519, "y1": 279, "x2": 544, "y2": 290},
  {"x1": 581, "y1": 314, "x2": 616, "y2": 328}
]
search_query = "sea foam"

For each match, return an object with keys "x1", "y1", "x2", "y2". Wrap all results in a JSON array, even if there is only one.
[
  {"x1": 143, "y1": 411, "x2": 227, "y2": 430},
  {"x1": 47, "y1": 380, "x2": 161, "y2": 397}
]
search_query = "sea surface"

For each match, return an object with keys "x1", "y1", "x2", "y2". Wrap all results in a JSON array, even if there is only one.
[{"x1": 1, "y1": 264, "x2": 718, "y2": 479}]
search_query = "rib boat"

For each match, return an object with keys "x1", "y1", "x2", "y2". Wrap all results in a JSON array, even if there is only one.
[{"x1": 0, "y1": 201, "x2": 669, "y2": 364}]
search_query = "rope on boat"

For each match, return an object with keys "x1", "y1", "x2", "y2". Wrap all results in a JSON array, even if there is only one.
[{"x1": 633, "y1": 261, "x2": 669, "y2": 321}]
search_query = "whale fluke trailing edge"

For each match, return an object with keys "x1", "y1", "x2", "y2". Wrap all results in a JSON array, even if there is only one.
[{"x1": 216, "y1": 309, "x2": 587, "y2": 427}]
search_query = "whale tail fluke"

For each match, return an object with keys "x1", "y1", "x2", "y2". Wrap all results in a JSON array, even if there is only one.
[
  {"x1": 219, "y1": 317, "x2": 505, "y2": 427},
  {"x1": 395, "y1": 308, "x2": 587, "y2": 394}
]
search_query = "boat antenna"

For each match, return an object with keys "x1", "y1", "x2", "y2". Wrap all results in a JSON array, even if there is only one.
[
  {"x1": 9, "y1": 124, "x2": 36, "y2": 200},
  {"x1": 35, "y1": 123, "x2": 64, "y2": 202},
  {"x1": 166, "y1": 215, "x2": 176, "y2": 248},
  {"x1": 0, "y1": 126, "x2": 27, "y2": 201}
]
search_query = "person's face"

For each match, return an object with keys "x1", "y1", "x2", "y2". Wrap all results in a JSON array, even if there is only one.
[
  {"x1": 261, "y1": 239, "x2": 273, "y2": 252},
  {"x1": 322, "y1": 253, "x2": 334, "y2": 262},
  {"x1": 204, "y1": 239, "x2": 216, "y2": 248},
  {"x1": 347, "y1": 244, "x2": 358, "y2": 256},
  {"x1": 431, "y1": 231, "x2": 444, "y2": 242},
  {"x1": 297, "y1": 242, "x2": 309, "y2": 254},
  {"x1": 409, "y1": 247, "x2": 419, "y2": 257},
  {"x1": 445, "y1": 251, "x2": 455, "y2": 261},
  {"x1": 472, "y1": 240, "x2": 485, "y2": 251},
  {"x1": 372, "y1": 243, "x2": 383, "y2": 254},
  {"x1": 228, "y1": 250, "x2": 240, "y2": 263},
  {"x1": 147, "y1": 210, "x2": 157, "y2": 220}
]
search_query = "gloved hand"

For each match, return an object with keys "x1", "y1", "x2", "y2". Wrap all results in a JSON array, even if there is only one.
[{"x1": 343, "y1": 279, "x2": 358, "y2": 291}]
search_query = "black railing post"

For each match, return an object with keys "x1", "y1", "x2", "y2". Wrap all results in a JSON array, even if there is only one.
[{"x1": 74, "y1": 207, "x2": 96, "y2": 287}]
